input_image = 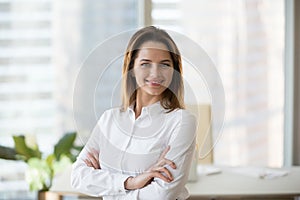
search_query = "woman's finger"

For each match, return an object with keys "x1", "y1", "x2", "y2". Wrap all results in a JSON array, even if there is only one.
[
  {"x1": 151, "y1": 171, "x2": 172, "y2": 183},
  {"x1": 91, "y1": 148, "x2": 101, "y2": 169},
  {"x1": 159, "y1": 145, "x2": 170, "y2": 159},
  {"x1": 156, "y1": 166, "x2": 173, "y2": 181},
  {"x1": 156, "y1": 158, "x2": 176, "y2": 169},
  {"x1": 91, "y1": 148, "x2": 99, "y2": 158},
  {"x1": 84, "y1": 159, "x2": 92, "y2": 167},
  {"x1": 162, "y1": 158, "x2": 176, "y2": 169},
  {"x1": 87, "y1": 152, "x2": 100, "y2": 169}
]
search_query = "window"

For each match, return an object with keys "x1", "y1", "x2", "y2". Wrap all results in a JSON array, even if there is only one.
[
  {"x1": 0, "y1": 1, "x2": 139, "y2": 190},
  {"x1": 0, "y1": 0, "x2": 55, "y2": 151},
  {"x1": 152, "y1": 0, "x2": 285, "y2": 167},
  {"x1": 0, "y1": 0, "x2": 285, "y2": 168},
  {"x1": 0, "y1": 0, "x2": 138, "y2": 152}
]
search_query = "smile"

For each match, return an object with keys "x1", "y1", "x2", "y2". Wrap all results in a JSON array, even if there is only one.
[{"x1": 145, "y1": 79, "x2": 164, "y2": 87}]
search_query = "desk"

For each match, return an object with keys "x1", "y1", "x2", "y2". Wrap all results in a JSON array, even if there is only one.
[
  {"x1": 186, "y1": 166, "x2": 300, "y2": 200},
  {"x1": 40, "y1": 166, "x2": 300, "y2": 200}
]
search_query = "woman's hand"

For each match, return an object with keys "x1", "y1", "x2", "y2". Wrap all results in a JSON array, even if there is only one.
[
  {"x1": 124, "y1": 146, "x2": 176, "y2": 190},
  {"x1": 84, "y1": 148, "x2": 101, "y2": 169}
]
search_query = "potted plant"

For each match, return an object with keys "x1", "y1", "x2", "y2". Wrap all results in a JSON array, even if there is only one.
[{"x1": 0, "y1": 132, "x2": 82, "y2": 198}]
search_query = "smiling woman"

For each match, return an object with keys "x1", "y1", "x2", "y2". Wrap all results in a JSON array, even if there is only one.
[
  {"x1": 71, "y1": 26, "x2": 197, "y2": 200},
  {"x1": 132, "y1": 42, "x2": 174, "y2": 116},
  {"x1": 121, "y1": 27, "x2": 184, "y2": 114}
]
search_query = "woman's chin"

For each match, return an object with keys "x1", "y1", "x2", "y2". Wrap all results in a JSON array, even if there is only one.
[{"x1": 144, "y1": 89, "x2": 164, "y2": 97}]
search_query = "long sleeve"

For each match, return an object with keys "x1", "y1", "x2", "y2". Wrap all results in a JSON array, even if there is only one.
[
  {"x1": 71, "y1": 123, "x2": 130, "y2": 197},
  {"x1": 71, "y1": 106, "x2": 197, "y2": 200},
  {"x1": 124, "y1": 110, "x2": 197, "y2": 200}
]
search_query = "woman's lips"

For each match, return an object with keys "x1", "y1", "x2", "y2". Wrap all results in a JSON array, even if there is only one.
[{"x1": 145, "y1": 80, "x2": 163, "y2": 87}]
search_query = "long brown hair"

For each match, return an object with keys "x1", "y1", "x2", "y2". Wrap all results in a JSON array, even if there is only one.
[{"x1": 121, "y1": 26, "x2": 184, "y2": 112}]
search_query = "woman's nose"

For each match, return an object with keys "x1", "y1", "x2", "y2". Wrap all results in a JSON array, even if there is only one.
[{"x1": 150, "y1": 64, "x2": 160, "y2": 77}]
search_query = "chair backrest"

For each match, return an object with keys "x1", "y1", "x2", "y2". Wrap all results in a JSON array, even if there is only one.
[{"x1": 186, "y1": 104, "x2": 213, "y2": 164}]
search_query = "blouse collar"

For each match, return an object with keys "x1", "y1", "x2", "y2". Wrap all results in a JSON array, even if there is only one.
[{"x1": 128, "y1": 101, "x2": 164, "y2": 118}]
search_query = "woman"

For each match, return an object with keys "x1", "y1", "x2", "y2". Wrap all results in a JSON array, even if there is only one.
[{"x1": 71, "y1": 26, "x2": 197, "y2": 200}]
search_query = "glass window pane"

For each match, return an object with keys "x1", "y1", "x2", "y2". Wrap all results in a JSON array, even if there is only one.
[{"x1": 152, "y1": 0, "x2": 285, "y2": 167}]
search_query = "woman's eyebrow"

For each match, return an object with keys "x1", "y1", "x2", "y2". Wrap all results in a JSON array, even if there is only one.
[
  {"x1": 160, "y1": 59, "x2": 171, "y2": 63},
  {"x1": 140, "y1": 59, "x2": 152, "y2": 62},
  {"x1": 139, "y1": 59, "x2": 171, "y2": 63}
]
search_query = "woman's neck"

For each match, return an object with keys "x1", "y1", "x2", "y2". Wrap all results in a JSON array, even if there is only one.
[{"x1": 134, "y1": 92, "x2": 161, "y2": 119}]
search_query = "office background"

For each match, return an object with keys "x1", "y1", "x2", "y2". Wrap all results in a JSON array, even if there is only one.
[{"x1": 0, "y1": 0, "x2": 299, "y2": 186}]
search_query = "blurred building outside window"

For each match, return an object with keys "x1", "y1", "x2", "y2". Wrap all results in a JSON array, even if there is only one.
[
  {"x1": 0, "y1": 0, "x2": 285, "y2": 183},
  {"x1": 0, "y1": 0, "x2": 138, "y2": 186},
  {"x1": 152, "y1": 0, "x2": 285, "y2": 167}
]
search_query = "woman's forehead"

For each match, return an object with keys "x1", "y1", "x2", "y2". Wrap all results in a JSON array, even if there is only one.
[
  {"x1": 136, "y1": 48, "x2": 172, "y2": 62},
  {"x1": 138, "y1": 41, "x2": 169, "y2": 51}
]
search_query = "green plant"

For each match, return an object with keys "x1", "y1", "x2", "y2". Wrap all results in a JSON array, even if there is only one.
[{"x1": 0, "y1": 132, "x2": 82, "y2": 191}]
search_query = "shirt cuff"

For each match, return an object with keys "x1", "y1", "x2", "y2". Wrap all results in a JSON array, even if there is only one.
[{"x1": 113, "y1": 174, "x2": 131, "y2": 194}]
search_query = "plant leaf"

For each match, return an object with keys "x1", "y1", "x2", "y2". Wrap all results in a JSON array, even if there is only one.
[
  {"x1": 46, "y1": 154, "x2": 55, "y2": 167},
  {"x1": 13, "y1": 135, "x2": 42, "y2": 162},
  {"x1": 0, "y1": 145, "x2": 17, "y2": 160},
  {"x1": 54, "y1": 132, "x2": 76, "y2": 160}
]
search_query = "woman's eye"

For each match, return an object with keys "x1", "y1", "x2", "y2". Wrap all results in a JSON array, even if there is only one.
[
  {"x1": 141, "y1": 63, "x2": 151, "y2": 67},
  {"x1": 160, "y1": 63, "x2": 170, "y2": 68}
]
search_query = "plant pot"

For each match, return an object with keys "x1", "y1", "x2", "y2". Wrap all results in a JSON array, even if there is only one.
[{"x1": 38, "y1": 191, "x2": 61, "y2": 200}]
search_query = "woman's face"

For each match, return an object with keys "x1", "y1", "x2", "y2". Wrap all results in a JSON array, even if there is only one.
[{"x1": 133, "y1": 41, "x2": 174, "y2": 99}]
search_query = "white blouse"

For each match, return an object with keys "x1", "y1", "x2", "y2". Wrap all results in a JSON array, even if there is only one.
[{"x1": 71, "y1": 102, "x2": 197, "y2": 200}]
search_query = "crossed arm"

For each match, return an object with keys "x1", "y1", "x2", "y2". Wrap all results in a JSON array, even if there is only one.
[
  {"x1": 84, "y1": 146, "x2": 176, "y2": 190},
  {"x1": 71, "y1": 111, "x2": 197, "y2": 199}
]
